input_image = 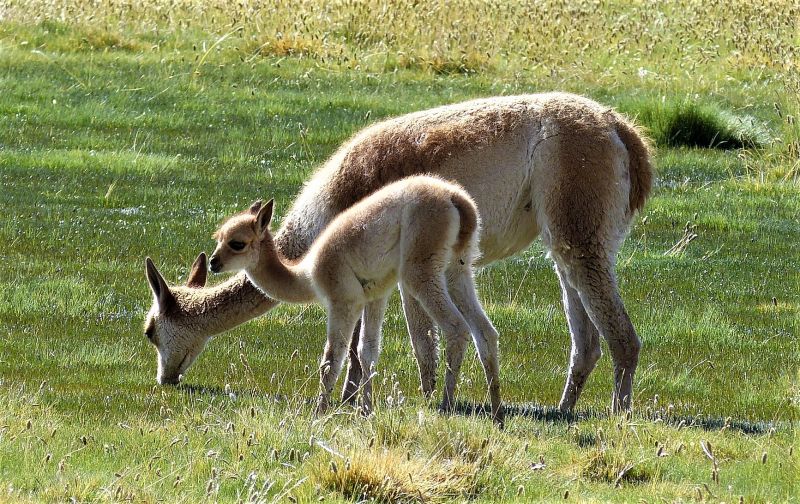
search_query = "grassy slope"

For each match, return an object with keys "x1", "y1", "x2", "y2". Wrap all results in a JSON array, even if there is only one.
[{"x1": 0, "y1": 5, "x2": 798, "y2": 503}]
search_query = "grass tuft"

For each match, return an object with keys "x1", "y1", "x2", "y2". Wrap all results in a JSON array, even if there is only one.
[
  {"x1": 624, "y1": 99, "x2": 771, "y2": 149},
  {"x1": 312, "y1": 448, "x2": 483, "y2": 503},
  {"x1": 77, "y1": 26, "x2": 141, "y2": 51},
  {"x1": 580, "y1": 448, "x2": 653, "y2": 486}
]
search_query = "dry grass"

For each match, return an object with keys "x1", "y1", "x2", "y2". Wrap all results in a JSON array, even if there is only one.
[
  {"x1": 3, "y1": 1, "x2": 798, "y2": 79},
  {"x1": 580, "y1": 448, "x2": 654, "y2": 487},
  {"x1": 3, "y1": 0, "x2": 798, "y2": 181},
  {"x1": 312, "y1": 448, "x2": 484, "y2": 503}
]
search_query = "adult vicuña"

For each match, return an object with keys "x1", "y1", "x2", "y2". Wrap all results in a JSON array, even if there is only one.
[
  {"x1": 143, "y1": 92, "x2": 653, "y2": 413},
  {"x1": 208, "y1": 176, "x2": 503, "y2": 424}
]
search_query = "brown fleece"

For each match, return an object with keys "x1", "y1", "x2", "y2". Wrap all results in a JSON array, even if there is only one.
[
  {"x1": 326, "y1": 103, "x2": 530, "y2": 212},
  {"x1": 612, "y1": 115, "x2": 654, "y2": 215},
  {"x1": 541, "y1": 97, "x2": 616, "y2": 252}
]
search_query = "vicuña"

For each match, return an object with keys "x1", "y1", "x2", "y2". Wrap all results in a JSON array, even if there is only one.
[
  {"x1": 143, "y1": 92, "x2": 652, "y2": 413},
  {"x1": 208, "y1": 176, "x2": 503, "y2": 424}
]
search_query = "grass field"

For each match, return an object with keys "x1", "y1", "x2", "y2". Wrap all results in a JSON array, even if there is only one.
[{"x1": 1, "y1": 2, "x2": 798, "y2": 502}]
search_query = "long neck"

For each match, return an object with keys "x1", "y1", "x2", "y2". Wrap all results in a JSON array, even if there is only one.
[
  {"x1": 247, "y1": 239, "x2": 316, "y2": 304},
  {"x1": 181, "y1": 273, "x2": 278, "y2": 337}
]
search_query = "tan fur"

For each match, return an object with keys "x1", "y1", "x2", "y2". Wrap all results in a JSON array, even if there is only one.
[
  {"x1": 143, "y1": 92, "x2": 653, "y2": 413},
  {"x1": 324, "y1": 105, "x2": 529, "y2": 211},
  {"x1": 613, "y1": 116, "x2": 653, "y2": 215},
  {"x1": 450, "y1": 193, "x2": 479, "y2": 257},
  {"x1": 210, "y1": 176, "x2": 503, "y2": 424},
  {"x1": 143, "y1": 254, "x2": 276, "y2": 385}
]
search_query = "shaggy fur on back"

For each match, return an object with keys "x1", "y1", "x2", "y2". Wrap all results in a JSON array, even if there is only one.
[
  {"x1": 276, "y1": 93, "x2": 652, "y2": 259},
  {"x1": 329, "y1": 104, "x2": 530, "y2": 209},
  {"x1": 335, "y1": 94, "x2": 650, "y2": 213}
]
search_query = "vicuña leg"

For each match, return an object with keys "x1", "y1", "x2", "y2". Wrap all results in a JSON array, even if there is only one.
[
  {"x1": 399, "y1": 286, "x2": 439, "y2": 398},
  {"x1": 317, "y1": 304, "x2": 361, "y2": 416},
  {"x1": 555, "y1": 264, "x2": 602, "y2": 412},
  {"x1": 357, "y1": 296, "x2": 389, "y2": 415},
  {"x1": 408, "y1": 277, "x2": 472, "y2": 415},
  {"x1": 447, "y1": 268, "x2": 503, "y2": 425},
  {"x1": 557, "y1": 255, "x2": 640, "y2": 412},
  {"x1": 341, "y1": 320, "x2": 363, "y2": 405}
]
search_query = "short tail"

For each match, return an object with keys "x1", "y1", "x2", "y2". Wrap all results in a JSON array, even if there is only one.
[
  {"x1": 614, "y1": 115, "x2": 654, "y2": 215},
  {"x1": 450, "y1": 192, "x2": 480, "y2": 259}
]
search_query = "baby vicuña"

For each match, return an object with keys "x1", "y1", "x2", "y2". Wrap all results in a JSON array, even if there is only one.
[{"x1": 209, "y1": 175, "x2": 502, "y2": 424}]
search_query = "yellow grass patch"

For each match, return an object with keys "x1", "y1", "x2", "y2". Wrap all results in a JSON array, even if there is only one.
[{"x1": 312, "y1": 447, "x2": 485, "y2": 503}]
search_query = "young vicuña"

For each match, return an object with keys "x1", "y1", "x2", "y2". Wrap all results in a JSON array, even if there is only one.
[{"x1": 208, "y1": 176, "x2": 503, "y2": 424}]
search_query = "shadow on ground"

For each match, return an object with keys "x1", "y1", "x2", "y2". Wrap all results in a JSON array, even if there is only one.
[
  {"x1": 172, "y1": 384, "x2": 777, "y2": 435},
  {"x1": 456, "y1": 401, "x2": 778, "y2": 435}
]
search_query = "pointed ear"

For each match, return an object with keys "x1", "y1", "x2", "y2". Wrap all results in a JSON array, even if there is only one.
[
  {"x1": 255, "y1": 199, "x2": 274, "y2": 238},
  {"x1": 186, "y1": 252, "x2": 207, "y2": 288},
  {"x1": 248, "y1": 200, "x2": 264, "y2": 215},
  {"x1": 145, "y1": 257, "x2": 176, "y2": 312}
]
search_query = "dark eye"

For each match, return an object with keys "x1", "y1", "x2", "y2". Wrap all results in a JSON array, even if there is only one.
[
  {"x1": 229, "y1": 241, "x2": 246, "y2": 251},
  {"x1": 145, "y1": 329, "x2": 154, "y2": 341}
]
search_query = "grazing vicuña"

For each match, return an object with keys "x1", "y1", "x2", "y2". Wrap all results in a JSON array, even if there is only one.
[
  {"x1": 143, "y1": 92, "x2": 653, "y2": 412},
  {"x1": 209, "y1": 176, "x2": 503, "y2": 424}
]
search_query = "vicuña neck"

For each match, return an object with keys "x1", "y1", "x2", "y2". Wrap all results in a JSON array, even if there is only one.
[
  {"x1": 186, "y1": 274, "x2": 278, "y2": 337},
  {"x1": 247, "y1": 240, "x2": 316, "y2": 304}
]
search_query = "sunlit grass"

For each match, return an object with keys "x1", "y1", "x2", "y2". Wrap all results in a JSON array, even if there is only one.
[{"x1": 1, "y1": 3, "x2": 799, "y2": 502}]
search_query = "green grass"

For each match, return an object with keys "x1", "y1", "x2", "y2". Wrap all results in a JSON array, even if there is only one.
[
  {"x1": 620, "y1": 99, "x2": 771, "y2": 149},
  {"x1": 1, "y1": 6, "x2": 799, "y2": 503}
]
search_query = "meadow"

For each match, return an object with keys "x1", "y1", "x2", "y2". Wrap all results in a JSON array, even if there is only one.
[{"x1": 0, "y1": 1, "x2": 798, "y2": 502}]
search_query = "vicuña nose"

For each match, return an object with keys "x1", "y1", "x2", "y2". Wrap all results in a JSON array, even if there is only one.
[{"x1": 209, "y1": 255, "x2": 221, "y2": 272}]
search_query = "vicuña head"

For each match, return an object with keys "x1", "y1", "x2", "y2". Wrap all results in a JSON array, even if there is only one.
[
  {"x1": 209, "y1": 199, "x2": 274, "y2": 275},
  {"x1": 143, "y1": 253, "x2": 209, "y2": 385}
]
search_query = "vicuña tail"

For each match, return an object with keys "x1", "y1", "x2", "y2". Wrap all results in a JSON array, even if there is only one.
[
  {"x1": 614, "y1": 115, "x2": 654, "y2": 215},
  {"x1": 450, "y1": 193, "x2": 479, "y2": 260}
]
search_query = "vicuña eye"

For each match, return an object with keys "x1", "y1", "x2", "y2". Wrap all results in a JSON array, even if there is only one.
[{"x1": 229, "y1": 241, "x2": 246, "y2": 251}]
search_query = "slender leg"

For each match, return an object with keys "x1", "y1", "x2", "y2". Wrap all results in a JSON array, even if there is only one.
[
  {"x1": 317, "y1": 304, "x2": 362, "y2": 416},
  {"x1": 399, "y1": 286, "x2": 439, "y2": 398},
  {"x1": 407, "y1": 277, "x2": 472, "y2": 415},
  {"x1": 447, "y1": 268, "x2": 503, "y2": 426},
  {"x1": 357, "y1": 296, "x2": 389, "y2": 415},
  {"x1": 341, "y1": 320, "x2": 363, "y2": 405},
  {"x1": 554, "y1": 264, "x2": 602, "y2": 412},
  {"x1": 556, "y1": 256, "x2": 640, "y2": 412}
]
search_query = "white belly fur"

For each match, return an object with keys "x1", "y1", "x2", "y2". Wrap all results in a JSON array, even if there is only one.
[{"x1": 438, "y1": 125, "x2": 542, "y2": 264}]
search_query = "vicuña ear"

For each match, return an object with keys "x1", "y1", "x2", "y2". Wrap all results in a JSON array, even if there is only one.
[
  {"x1": 145, "y1": 257, "x2": 176, "y2": 312},
  {"x1": 248, "y1": 200, "x2": 264, "y2": 215},
  {"x1": 255, "y1": 199, "x2": 274, "y2": 238},
  {"x1": 186, "y1": 252, "x2": 208, "y2": 288}
]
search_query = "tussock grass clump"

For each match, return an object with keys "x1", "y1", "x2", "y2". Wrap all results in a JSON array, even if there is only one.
[
  {"x1": 312, "y1": 449, "x2": 484, "y2": 503},
  {"x1": 571, "y1": 427, "x2": 599, "y2": 448},
  {"x1": 7, "y1": 19, "x2": 144, "y2": 52},
  {"x1": 246, "y1": 34, "x2": 327, "y2": 58},
  {"x1": 623, "y1": 99, "x2": 771, "y2": 149},
  {"x1": 77, "y1": 26, "x2": 141, "y2": 51},
  {"x1": 389, "y1": 50, "x2": 491, "y2": 75},
  {"x1": 580, "y1": 447, "x2": 654, "y2": 486}
]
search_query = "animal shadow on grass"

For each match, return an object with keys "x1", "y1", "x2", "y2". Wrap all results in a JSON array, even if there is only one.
[
  {"x1": 176, "y1": 383, "x2": 299, "y2": 405},
  {"x1": 450, "y1": 401, "x2": 776, "y2": 435},
  {"x1": 173, "y1": 386, "x2": 775, "y2": 435}
]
